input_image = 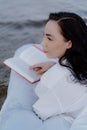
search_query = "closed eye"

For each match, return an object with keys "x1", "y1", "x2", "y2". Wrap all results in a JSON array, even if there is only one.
[
  {"x1": 43, "y1": 33, "x2": 54, "y2": 41},
  {"x1": 47, "y1": 37, "x2": 53, "y2": 41}
]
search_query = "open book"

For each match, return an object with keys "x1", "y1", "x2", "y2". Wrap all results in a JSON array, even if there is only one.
[{"x1": 4, "y1": 45, "x2": 56, "y2": 84}]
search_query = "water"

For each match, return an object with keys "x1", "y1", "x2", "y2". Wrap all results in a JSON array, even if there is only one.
[{"x1": 0, "y1": 0, "x2": 87, "y2": 86}]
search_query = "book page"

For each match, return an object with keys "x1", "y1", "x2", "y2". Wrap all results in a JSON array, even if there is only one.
[
  {"x1": 4, "y1": 57, "x2": 40, "y2": 83},
  {"x1": 4, "y1": 45, "x2": 57, "y2": 83},
  {"x1": 19, "y1": 45, "x2": 57, "y2": 66}
]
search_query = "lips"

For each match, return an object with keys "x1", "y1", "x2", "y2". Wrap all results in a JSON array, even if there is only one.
[
  {"x1": 42, "y1": 47, "x2": 48, "y2": 53},
  {"x1": 43, "y1": 50, "x2": 48, "y2": 53}
]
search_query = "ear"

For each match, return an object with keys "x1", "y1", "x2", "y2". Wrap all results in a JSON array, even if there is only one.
[{"x1": 66, "y1": 40, "x2": 72, "y2": 49}]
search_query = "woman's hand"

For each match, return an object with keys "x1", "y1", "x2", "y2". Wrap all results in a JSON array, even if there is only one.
[{"x1": 29, "y1": 61, "x2": 56, "y2": 75}]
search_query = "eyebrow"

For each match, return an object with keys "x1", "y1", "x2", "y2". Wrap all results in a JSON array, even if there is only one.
[{"x1": 45, "y1": 33, "x2": 55, "y2": 38}]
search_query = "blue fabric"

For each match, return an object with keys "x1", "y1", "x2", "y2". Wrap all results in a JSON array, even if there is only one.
[{"x1": 0, "y1": 44, "x2": 87, "y2": 130}]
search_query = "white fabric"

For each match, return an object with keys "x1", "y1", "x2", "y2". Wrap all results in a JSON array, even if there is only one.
[
  {"x1": 33, "y1": 62, "x2": 87, "y2": 121},
  {"x1": 70, "y1": 105, "x2": 87, "y2": 130}
]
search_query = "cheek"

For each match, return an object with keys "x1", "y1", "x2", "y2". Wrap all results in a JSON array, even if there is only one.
[
  {"x1": 54, "y1": 44, "x2": 67, "y2": 56},
  {"x1": 56, "y1": 42, "x2": 67, "y2": 50}
]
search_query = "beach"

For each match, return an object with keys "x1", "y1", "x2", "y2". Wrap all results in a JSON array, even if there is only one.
[
  {"x1": 0, "y1": 85, "x2": 7, "y2": 109},
  {"x1": 0, "y1": 0, "x2": 87, "y2": 109}
]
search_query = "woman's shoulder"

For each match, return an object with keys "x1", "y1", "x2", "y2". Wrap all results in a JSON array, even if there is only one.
[
  {"x1": 43, "y1": 61, "x2": 70, "y2": 78},
  {"x1": 39, "y1": 62, "x2": 71, "y2": 89},
  {"x1": 39, "y1": 61, "x2": 87, "y2": 90}
]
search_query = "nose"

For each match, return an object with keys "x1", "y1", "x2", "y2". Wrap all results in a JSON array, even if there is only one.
[{"x1": 41, "y1": 39, "x2": 47, "y2": 48}]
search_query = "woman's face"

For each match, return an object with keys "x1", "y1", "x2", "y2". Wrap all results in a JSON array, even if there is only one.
[{"x1": 41, "y1": 20, "x2": 72, "y2": 58}]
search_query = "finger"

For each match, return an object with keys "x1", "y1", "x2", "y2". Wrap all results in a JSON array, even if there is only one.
[
  {"x1": 36, "y1": 71, "x2": 43, "y2": 75},
  {"x1": 34, "y1": 67, "x2": 41, "y2": 71},
  {"x1": 30, "y1": 63, "x2": 42, "y2": 68},
  {"x1": 36, "y1": 69, "x2": 45, "y2": 74},
  {"x1": 29, "y1": 66, "x2": 42, "y2": 72}
]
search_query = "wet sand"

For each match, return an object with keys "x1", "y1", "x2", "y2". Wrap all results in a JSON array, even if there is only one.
[{"x1": 0, "y1": 85, "x2": 7, "y2": 109}]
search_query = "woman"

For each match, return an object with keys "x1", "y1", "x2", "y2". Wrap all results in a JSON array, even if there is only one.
[
  {"x1": 0, "y1": 12, "x2": 87, "y2": 130},
  {"x1": 30, "y1": 12, "x2": 87, "y2": 121}
]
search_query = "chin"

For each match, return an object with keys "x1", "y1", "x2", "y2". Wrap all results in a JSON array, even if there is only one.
[{"x1": 46, "y1": 54, "x2": 54, "y2": 59}]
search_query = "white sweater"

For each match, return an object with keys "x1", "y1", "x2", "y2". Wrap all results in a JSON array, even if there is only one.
[{"x1": 33, "y1": 62, "x2": 87, "y2": 121}]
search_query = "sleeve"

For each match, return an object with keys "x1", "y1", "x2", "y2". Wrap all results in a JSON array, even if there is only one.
[
  {"x1": 33, "y1": 62, "x2": 87, "y2": 121},
  {"x1": 33, "y1": 89, "x2": 63, "y2": 121},
  {"x1": 33, "y1": 75, "x2": 87, "y2": 121}
]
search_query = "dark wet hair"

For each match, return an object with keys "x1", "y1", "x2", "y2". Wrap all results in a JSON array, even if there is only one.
[{"x1": 48, "y1": 12, "x2": 87, "y2": 84}]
